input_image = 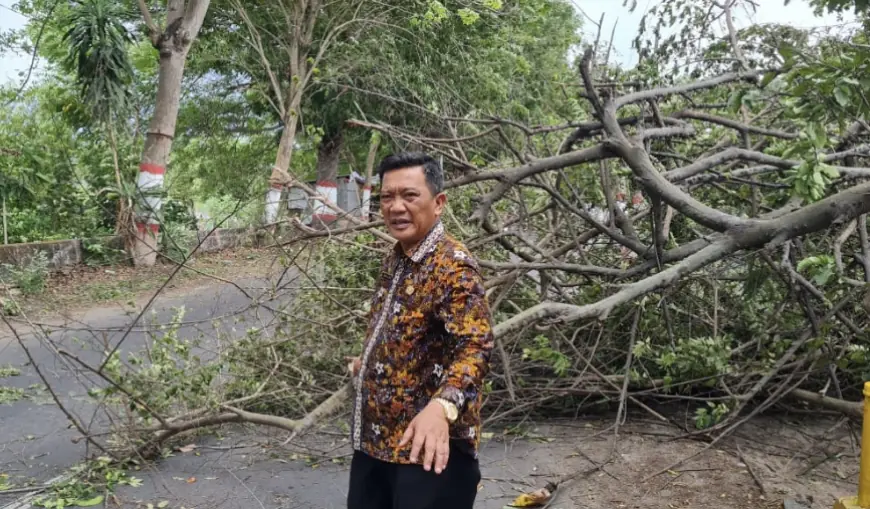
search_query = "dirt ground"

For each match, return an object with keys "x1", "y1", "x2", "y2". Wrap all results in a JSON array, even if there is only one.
[{"x1": 9, "y1": 246, "x2": 278, "y2": 320}]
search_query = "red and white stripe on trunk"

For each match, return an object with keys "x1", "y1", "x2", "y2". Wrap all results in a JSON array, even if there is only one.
[
  {"x1": 312, "y1": 180, "x2": 338, "y2": 222},
  {"x1": 135, "y1": 162, "x2": 165, "y2": 235},
  {"x1": 360, "y1": 185, "x2": 372, "y2": 221},
  {"x1": 265, "y1": 181, "x2": 283, "y2": 224}
]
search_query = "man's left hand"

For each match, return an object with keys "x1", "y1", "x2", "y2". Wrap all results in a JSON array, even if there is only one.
[{"x1": 399, "y1": 401, "x2": 450, "y2": 474}]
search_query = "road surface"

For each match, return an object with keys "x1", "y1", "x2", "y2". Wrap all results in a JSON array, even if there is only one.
[{"x1": 0, "y1": 273, "x2": 556, "y2": 509}]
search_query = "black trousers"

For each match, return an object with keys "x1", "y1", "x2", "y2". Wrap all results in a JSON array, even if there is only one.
[{"x1": 347, "y1": 443, "x2": 481, "y2": 509}]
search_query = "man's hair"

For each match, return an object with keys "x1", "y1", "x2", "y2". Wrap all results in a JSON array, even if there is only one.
[{"x1": 377, "y1": 152, "x2": 444, "y2": 195}]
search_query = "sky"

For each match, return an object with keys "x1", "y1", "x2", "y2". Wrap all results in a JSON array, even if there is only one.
[
  {"x1": 0, "y1": 0, "x2": 29, "y2": 84},
  {"x1": 575, "y1": 0, "x2": 857, "y2": 67},
  {"x1": 0, "y1": 0, "x2": 860, "y2": 86}
]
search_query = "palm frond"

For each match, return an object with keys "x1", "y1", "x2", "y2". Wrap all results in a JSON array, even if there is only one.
[{"x1": 62, "y1": 0, "x2": 136, "y2": 120}]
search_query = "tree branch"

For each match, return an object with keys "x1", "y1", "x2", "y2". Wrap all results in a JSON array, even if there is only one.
[
  {"x1": 671, "y1": 110, "x2": 797, "y2": 139},
  {"x1": 615, "y1": 69, "x2": 769, "y2": 108},
  {"x1": 136, "y1": 0, "x2": 161, "y2": 47}
]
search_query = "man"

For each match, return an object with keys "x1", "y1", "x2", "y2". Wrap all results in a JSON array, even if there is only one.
[{"x1": 346, "y1": 152, "x2": 494, "y2": 509}]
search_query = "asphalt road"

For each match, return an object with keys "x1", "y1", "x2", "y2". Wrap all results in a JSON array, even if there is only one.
[
  {"x1": 0, "y1": 275, "x2": 282, "y2": 506},
  {"x1": 0, "y1": 274, "x2": 558, "y2": 509}
]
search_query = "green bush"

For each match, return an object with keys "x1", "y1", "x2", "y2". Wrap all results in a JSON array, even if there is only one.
[
  {"x1": 633, "y1": 335, "x2": 733, "y2": 390},
  {"x1": 82, "y1": 238, "x2": 126, "y2": 267},
  {"x1": 224, "y1": 234, "x2": 382, "y2": 416},
  {"x1": 3, "y1": 250, "x2": 50, "y2": 295},
  {"x1": 159, "y1": 222, "x2": 197, "y2": 263}
]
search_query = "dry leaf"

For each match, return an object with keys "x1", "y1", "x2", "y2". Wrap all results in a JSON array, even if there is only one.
[
  {"x1": 509, "y1": 486, "x2": 552, "y2": 507},
  {"x1": 186, "y1": 477, "x2": 197, "y2": 484},
  {"x1": 178, "y1": 444, "x2": 197, "y2": 453}
]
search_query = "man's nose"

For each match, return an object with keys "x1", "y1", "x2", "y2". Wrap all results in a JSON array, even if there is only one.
[{"x1": 388, "y1": 198, "x2": 407, "y2": 214}]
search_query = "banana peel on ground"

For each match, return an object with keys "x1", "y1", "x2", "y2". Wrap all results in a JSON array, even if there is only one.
[{"x1": 507, "y1": 482, "x2": 558, "y2": 508}]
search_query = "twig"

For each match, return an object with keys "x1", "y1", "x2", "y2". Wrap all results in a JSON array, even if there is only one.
[{"x1": 737, "y1": 441, "x2": 767, "y2": 496}]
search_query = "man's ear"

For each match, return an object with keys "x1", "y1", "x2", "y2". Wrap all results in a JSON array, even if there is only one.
[{"x1": 434, "y1": 192, "x2": 447, "y2": 216}]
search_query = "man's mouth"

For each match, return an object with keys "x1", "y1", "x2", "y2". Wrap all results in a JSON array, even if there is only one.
[{"x1": 390, "y1": 218, "x2": 412, "y2": 231}]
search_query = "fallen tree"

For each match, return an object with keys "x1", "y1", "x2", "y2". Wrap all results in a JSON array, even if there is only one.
[{"x1": 12, "y1": 1, "x2": 870, "y2": 467}]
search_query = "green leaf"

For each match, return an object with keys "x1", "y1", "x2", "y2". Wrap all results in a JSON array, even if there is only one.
[
  {"x1": 457, "y1": 8, "x2": 480, "y2": 25},
  {"x1": 778, "y1": 43, "x2": 796, "y2": 66},
  {"x1": 727, "y1": 89, "x2": 746, "y2": 114},
  {"x1": 821, "y1": 164, "x2": 840, "y2": 179},
  {"x1": 806, "y1": 123, "x2": 827, "y2": 149},
  {"x1": 743, "y1": 261, "x2": 769, "y2": 299},
  {"x1": 760, "y1": 71, "x2": 778, "y2": 88},
  {"x1": 797, "y1": 256, "x2": 822, "y2": 273},
  {"x1": 834, "y1": 86, "x2": 851, "y2": 107},
  {"x1": 74, "y1": 496, "x2": 104, "y2": 507}
]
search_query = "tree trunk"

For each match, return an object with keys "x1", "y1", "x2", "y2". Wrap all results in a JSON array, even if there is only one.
[
  {"x1": 264, "y1": 108, "x2": 300, "y2": 225},
  {"x1": 361, "y1": 132, "x2": 379, "y2": 221},
  {"x1": 107, "y1": 124, "x2": 128, "y2": 235},
  {"x1": 311, "y1": 129, "x2": 343, "y2": 227},
  {"x1": 2, "y1": 195, "x2": 7, "y2": 245},
  {"x1": 132, "y1": 0, "x2": 211, "y2": 267}
]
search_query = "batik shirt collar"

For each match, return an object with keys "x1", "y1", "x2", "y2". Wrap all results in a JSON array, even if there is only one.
[{"x1": 395, "y1": 220, "x2": 445, "y2": 263}]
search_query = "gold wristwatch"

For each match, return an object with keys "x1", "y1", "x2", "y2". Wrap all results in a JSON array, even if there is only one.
[{"x1": 434, "y1": 398, "x2": 459, "y2": 423}]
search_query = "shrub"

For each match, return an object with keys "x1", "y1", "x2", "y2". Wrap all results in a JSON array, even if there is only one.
[{"x1": 3, "y1": 250, "x2": 50, "y2": 295}]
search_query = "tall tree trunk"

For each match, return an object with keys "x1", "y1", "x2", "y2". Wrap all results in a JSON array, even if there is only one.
[
  {"x1": 252, "y1": 0, "x2": 324, "y2": 226},
  {"x1": 264, "y1": 106, "x2": 300, "y2": 225},
  {"x1": 107, "y1": 124, "x2": 129, "y2": 235},
  {"x1": 361, "y1": 132, "x2": 379, "y2": 221},
  {"x1": 132, "y1": 0, "x2": 211, "y2": 267},
  {"x1": 311, "y1": 129, "x2": 343, "y2": 227},
  {"x1": 2, "y1": 195, "x2": 7, "y2": 245}
]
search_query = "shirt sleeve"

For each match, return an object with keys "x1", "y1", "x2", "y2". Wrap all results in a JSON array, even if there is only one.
[{"x1": 433, "y1": 255, "x2": 494, "y2": 415}]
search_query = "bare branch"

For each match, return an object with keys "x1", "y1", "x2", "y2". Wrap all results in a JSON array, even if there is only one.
[
  {"x1": 615, "y1": 69, "x2": 770, "y2": 108},
  {"x1": 479, "y1": 260, "x2": 625, "y2": 278},
  {"x1": 604, "y1": 131, "x2": 750, "y2": 232},
  {"x1": 671, "y1": 110, "x2": 797, "y2": 139},
  {"x1": 136, "y1": 0, "x2": 161, "y2": 46},
  {"x1": 495, "y1": 180, "x2": 870, "y2": 334}
]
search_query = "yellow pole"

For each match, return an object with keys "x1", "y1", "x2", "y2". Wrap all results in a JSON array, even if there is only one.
[
  {"x1": 860, "y1": 382, "x2": 870, "y2": 508},
  {"x1": 834, "y1": 383, "x2": 870, "y2": 509}
]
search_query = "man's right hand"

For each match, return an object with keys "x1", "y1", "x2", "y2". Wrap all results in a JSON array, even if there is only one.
[{"x1": 345, "y1": 356, "x2": 361, "y2": 377}]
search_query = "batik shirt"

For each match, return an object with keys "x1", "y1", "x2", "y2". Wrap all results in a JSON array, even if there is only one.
[{"x1": 352, "y1": 221, "x2": 494, "y2": 464}]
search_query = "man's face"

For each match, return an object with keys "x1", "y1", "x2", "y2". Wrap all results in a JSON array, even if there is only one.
[{"x1": 380, "y1": 166, "x2": 446, "y2": 251}]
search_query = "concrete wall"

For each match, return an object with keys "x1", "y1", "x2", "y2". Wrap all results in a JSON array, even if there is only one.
[
  {"x1": 337, "y1": 178, "x2": 361, "y2": 216},
  {"x1": 195, "y1": 227, "x2": 258, "y2": 253},
  {"x1": 288, "y1": 177, "x2": 369, "y2": 225},
  {"x1": 0, "y1": 238, "x2": 85, "y2": 271},
  {"x1": 0, "y1": 227, "x2": 259, "y2": 273}
]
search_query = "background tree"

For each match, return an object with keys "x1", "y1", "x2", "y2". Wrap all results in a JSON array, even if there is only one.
[
  {"x1": 62, "y1": 0, "x2": 136, "y2": 236},
  {"x1": 129, "y1": 0, "x2": 210, "y2": 266}
]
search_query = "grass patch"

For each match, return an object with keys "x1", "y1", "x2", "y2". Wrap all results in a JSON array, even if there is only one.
[
  {"x1": 0, "y1": 365, "x2": 21, "y2": 378},
  {"x1": 0, "y1": 386, "x2": 25, "y2": 404},
  {"x1": 0, "y1": 473, "x2": 13, "y2": 491},
  {"x1": 84, "y1": 281, "x2": 136, "y2": 302}
]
